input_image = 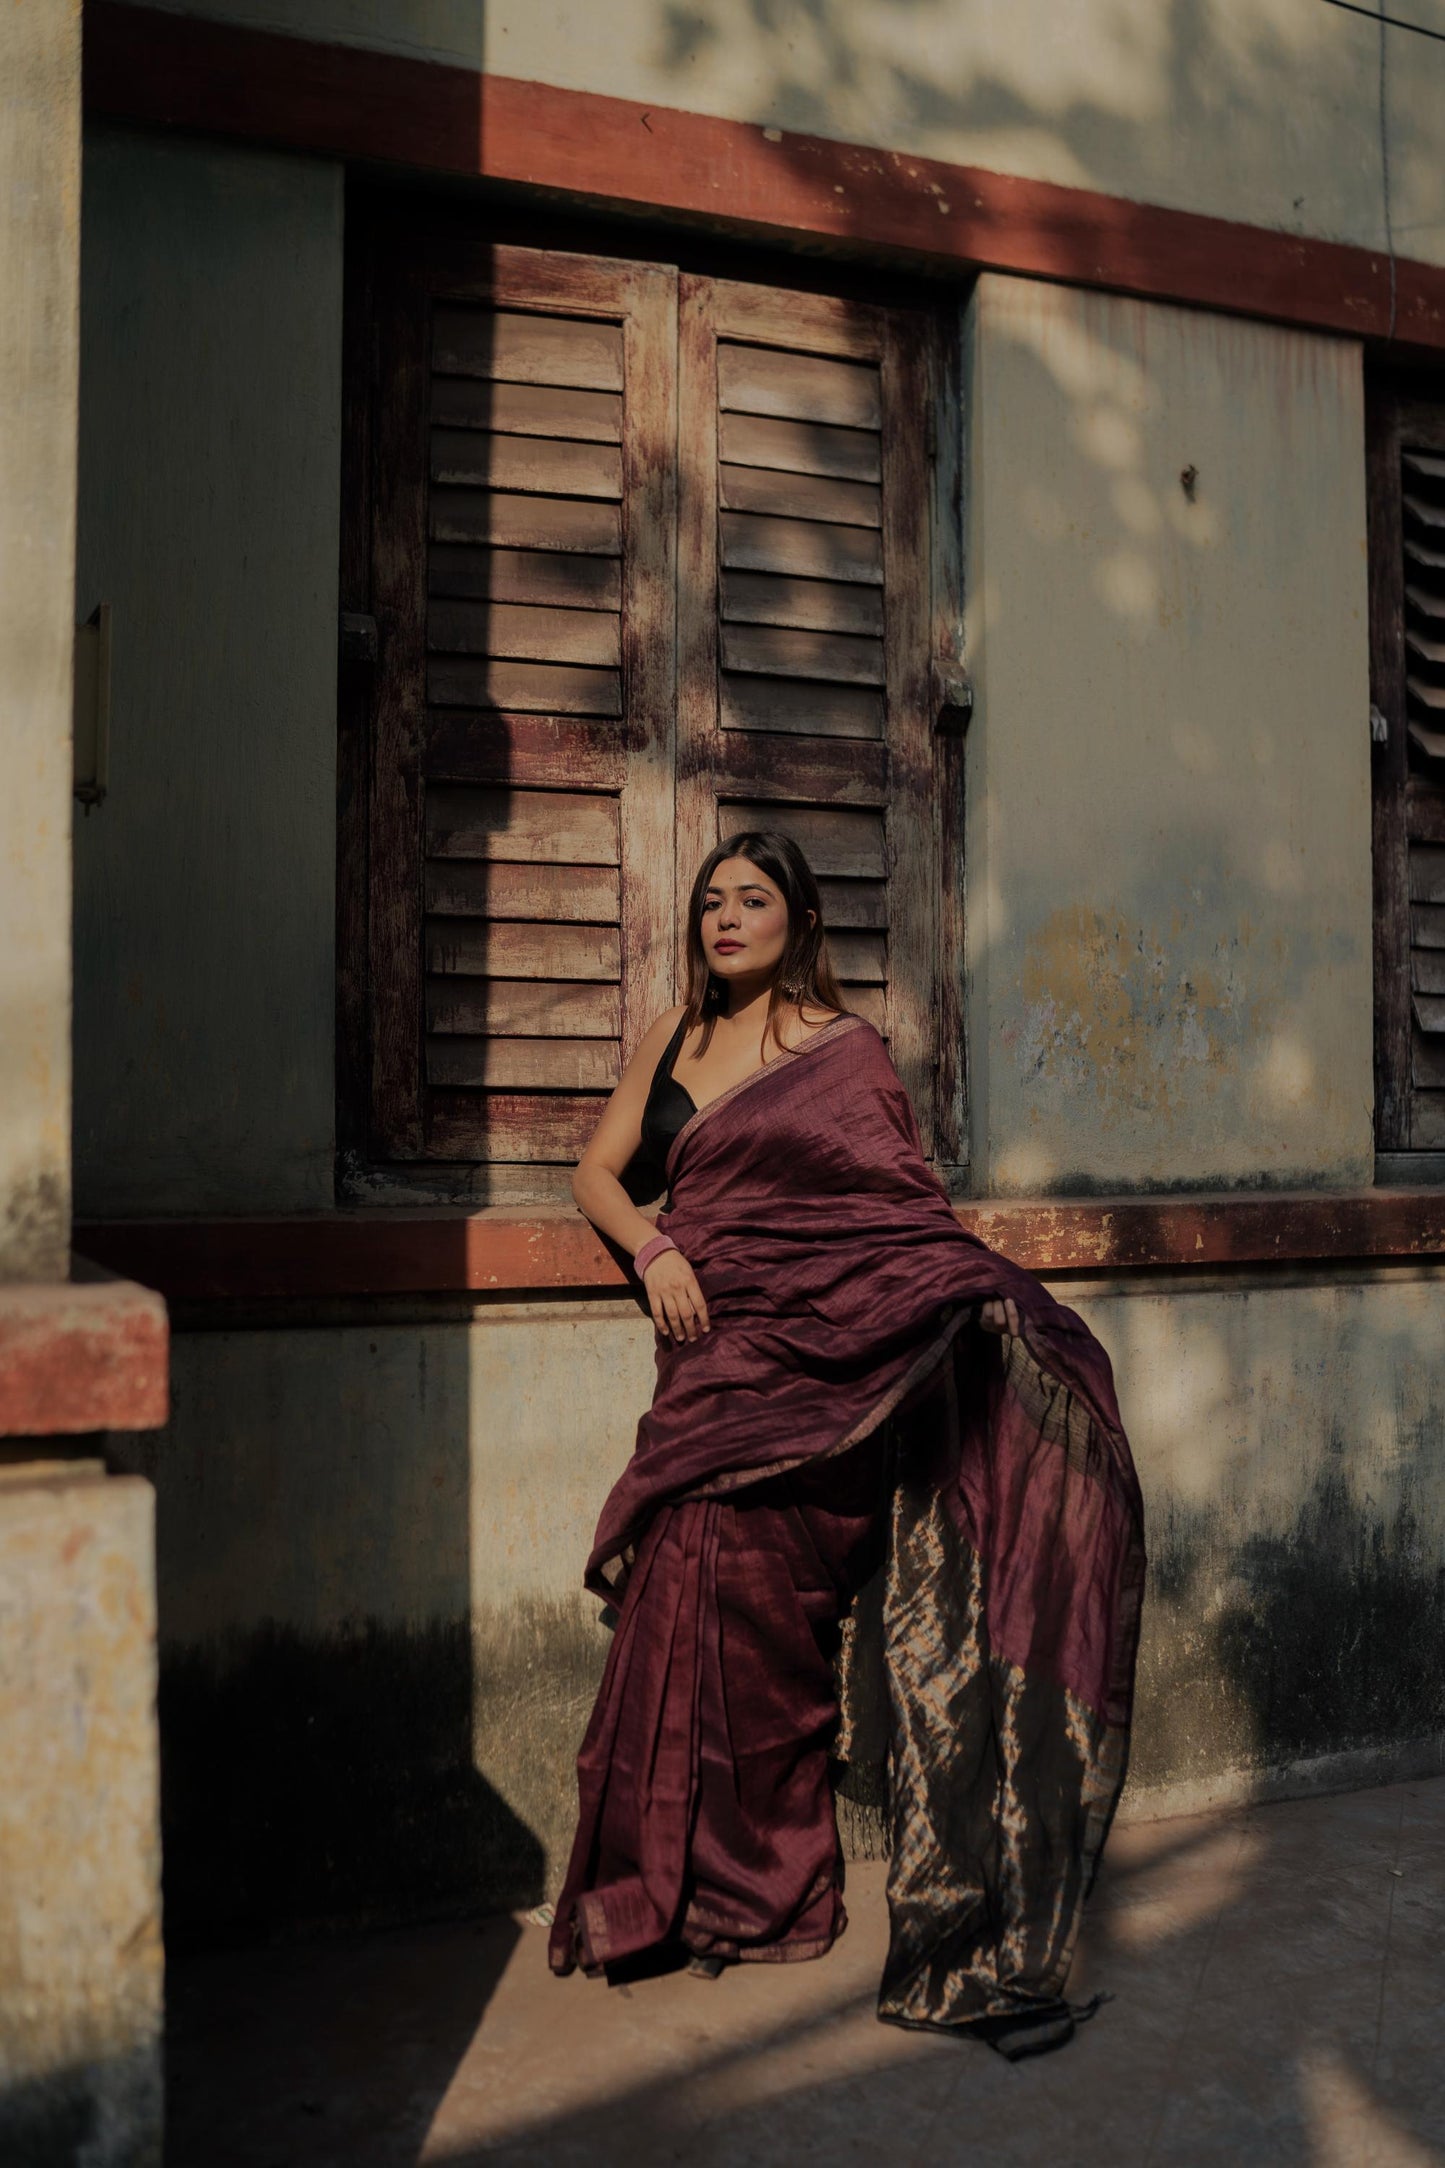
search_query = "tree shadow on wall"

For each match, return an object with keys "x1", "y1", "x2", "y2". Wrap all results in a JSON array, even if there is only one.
[
  {"x1": 653, "y1": 0, "x2": 1428, "y2": 270},
  {"x1": 1136, "y1": 1463, "x2": 1445, "y2": 1796}
]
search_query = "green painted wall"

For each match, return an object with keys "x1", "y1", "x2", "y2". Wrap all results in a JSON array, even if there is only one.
[{"x1": 73, "y1": 127, "x2": 342, "y2": 1217}]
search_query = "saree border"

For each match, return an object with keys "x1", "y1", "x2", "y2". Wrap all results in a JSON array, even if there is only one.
[{"x1": 663, "y1": 1011, "x2": 870, "y2": 1185}]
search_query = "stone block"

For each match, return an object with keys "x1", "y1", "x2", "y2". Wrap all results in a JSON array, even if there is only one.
[{"x1": 0, "y1": 1468, "x2": 162, "y2": 2167}]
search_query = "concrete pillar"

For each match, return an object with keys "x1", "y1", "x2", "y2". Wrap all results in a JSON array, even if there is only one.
[
  {"x1": 0, "y1": 0, "x2": 79, "y2": 1283},
  {"x1": 0, "y1": 1466, "x2": 163, "y2": 2168},
  {"x1": 0, "y1": 7, "x2": 167, "y2": 2163}
]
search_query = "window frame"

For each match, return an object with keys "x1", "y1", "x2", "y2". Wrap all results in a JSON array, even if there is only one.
[
  {"x1": 337, "y1": 195, "x2": 968, "y2": 1205},
  {"x1": 1366, "y1": 365, "x2": 1445, "y2": 1183}
]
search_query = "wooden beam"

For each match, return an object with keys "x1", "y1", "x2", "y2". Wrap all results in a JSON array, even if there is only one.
[
  {"x1": 74, "y1": 1191, "x2": 1445, "y2": 1304},
  {"x1": 84, "y1": 1, "x2": 1445, "y2": 355}
]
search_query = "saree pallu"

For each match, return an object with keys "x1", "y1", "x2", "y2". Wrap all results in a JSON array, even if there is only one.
[{"x1": 550, "y1": 1015, "x2": 1146, "y2": 2038}]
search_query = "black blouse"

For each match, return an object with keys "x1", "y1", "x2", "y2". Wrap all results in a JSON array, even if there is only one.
[{"x1": 621, "y1": 1013, "x2": 697, "y2": 1205}]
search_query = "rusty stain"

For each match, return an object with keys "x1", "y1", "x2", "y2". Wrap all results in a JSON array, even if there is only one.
[{"x1": 1013, "y1": 904, "x2": 1256, "y2": 1118}]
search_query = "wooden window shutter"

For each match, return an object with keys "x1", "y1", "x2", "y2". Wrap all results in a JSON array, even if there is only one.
[
  {"x1": 675, "y1": 276, "x2": 945, "y2": 1153},
  {"x1": 365, "y1": 233, "x2": 676, "y2": 1176},
  {"x1": 1369, "y1": 378, "x2": 1445, "y2": 1155}
]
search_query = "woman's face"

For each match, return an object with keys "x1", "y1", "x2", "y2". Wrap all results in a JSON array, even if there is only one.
[{"x1": 699, "y1": 856, "x2": 813, "y2": 991}]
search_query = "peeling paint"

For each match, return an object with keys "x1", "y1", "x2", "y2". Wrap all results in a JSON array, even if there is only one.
[{"x1": 1012, "y1": 902, "x2": 1255, "y2": 1118}]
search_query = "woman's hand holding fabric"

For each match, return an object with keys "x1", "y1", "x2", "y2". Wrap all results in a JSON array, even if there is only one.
[
  {"x1": 980, "y1": 1297, "x2": 1020, "y2": 1336},
  {"x1": 643, "y1": 1249, "x2": 711, "y2": 1343}
]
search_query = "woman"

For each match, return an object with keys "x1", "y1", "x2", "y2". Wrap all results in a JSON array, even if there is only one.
[{"x1": 549, "y1": 831, "x2": 1145, "y2": 2058}]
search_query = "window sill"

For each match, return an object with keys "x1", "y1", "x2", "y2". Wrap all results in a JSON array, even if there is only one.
[
  {"x1": 73, "y1": 1191, "x2": 1445, "y2": 1306},
  {"x1": 1375, "y1": 1153, "x2": 1445, "y2": 1189}
]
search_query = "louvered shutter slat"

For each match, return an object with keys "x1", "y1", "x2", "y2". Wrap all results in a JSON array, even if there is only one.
[
  {"x1": 677, "y1": 276, "x2": 941, "y2": 1146},
  {"x1": 430, "y1": 379, "x2": 622, "y2": 441},
  {"x1": 367, "y1": 238, "x2": 675, "y2": 1173},
  {"x1": 1395, "y1": 432, "x2": 1445, "y2": 1146},
  {"x1": 718, "y1": 465, "x2": 881, "y2": 528},
  {"x1": 718, "y1": 412, "x2": 882, "y2": 482},
  {"x1": 430, "y1": 488, "x2": 621, "y2": 555},
  {"x1": 431, "y1": 430, "x2": 624, "y2": 499},
  {"x1": 719, "y1": 512, "x2": 883, "y2": 583},
  {"x1": 428, "y1": 544, "x2": 622, "y2": 611},
  {"x1": 429, "y1": 599, "x2": 622, "y2": 668},
  {"x1": 720, "y1": 570, "x2": 884, "y2": 636},
  {"x1": 720, "y1": 624, "x2": 885, "y2": 685}
]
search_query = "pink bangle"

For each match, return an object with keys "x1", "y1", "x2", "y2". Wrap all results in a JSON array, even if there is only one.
[{"x1": 634, "y1": 1232, "x2": 677, "y2": 1278}]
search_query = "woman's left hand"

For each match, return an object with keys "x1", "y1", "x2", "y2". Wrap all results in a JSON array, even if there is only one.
[{"x1": 980, "y1": 1297, "x2": 1020, "y2": 1336}]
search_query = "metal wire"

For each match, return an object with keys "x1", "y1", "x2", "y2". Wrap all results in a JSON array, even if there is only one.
[{"x1": 1320, "y1": 0, "x2": 1445, "y2": 44}]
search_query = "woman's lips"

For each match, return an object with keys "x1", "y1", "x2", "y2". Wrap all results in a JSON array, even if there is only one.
[{"x1": 713, "y1": 941, "x2": 744, "y2": 954}]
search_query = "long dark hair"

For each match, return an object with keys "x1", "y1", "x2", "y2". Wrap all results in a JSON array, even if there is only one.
[{"x1": 679, "y1": 830, "x2": 851, "y2": 1056}]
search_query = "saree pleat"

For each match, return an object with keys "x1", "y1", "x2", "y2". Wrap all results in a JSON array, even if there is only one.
[
  {"x1": 551, "y1": 1016, "x2": 1146, "y2": 2036},
  {"x1": 874, "y1": 1346, "x2": 1130, "y2": 2027},
  {"x1": 554, "y1": 1445, "x2": 887, "y2": 1974}
]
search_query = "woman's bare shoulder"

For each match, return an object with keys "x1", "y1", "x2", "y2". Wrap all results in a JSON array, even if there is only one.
[{"x1": 633, "y1": 1004, "x2": 688, "y2": 1059}]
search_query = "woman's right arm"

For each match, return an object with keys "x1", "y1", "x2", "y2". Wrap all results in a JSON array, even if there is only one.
[{"x1": 572, "y1": 1008, "x2": 711, "y2": 1343}]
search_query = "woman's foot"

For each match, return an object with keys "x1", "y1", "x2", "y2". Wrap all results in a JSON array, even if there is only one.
[{"x1": 685, "y1": 1953, "x2": 727, "y2": 1981}]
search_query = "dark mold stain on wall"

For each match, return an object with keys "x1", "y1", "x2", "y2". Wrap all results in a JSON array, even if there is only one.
[
  {"x1": 153, "y1": 1471, "x2": 1445, "y2": 1945},
  {"x1": 1134, "y1": 1465, "x2": 1445, "y2": 1787}
]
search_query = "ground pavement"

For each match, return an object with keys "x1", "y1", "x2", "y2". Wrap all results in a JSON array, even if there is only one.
[{"x1": 166, "y1": 1774, "x2": 1445, "y2": 2166}]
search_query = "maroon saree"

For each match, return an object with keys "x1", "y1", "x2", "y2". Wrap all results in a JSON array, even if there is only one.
[{"x1": 550, "y1": 1015, "x2": 1145, "y2": 2042}]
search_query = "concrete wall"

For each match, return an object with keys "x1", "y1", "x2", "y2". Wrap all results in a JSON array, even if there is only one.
[
  {"x1": 0, "y1": 1466, "x2": 163, "y2": 2167},
  {"x1": 109, "y1": 1274, "x2": 1445, "y2": 1935},
  {"x1": 141, "y1": 0, "x2": 1444, "y2": 267},
  {"x1": 114, "y1": 1307, "x2": 655, "y2": 1938},
  {"x1": 70, "y1": 146, "x2": 1381, "y2": 1216},
  {"x1": 66, "y1": 57, "x2": 1441, "y2": 1957},
  {"x1": 0, "y1": 0, "x2": 79, "y2": 1282},
  {"x1": 73, "y1": 127, "x2": 342, "y2": 1218},
  {"x1": 963, "y1": 275, "x2": 1374, "y2": 1195}
]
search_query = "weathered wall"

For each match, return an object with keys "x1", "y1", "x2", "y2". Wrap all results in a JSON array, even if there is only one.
[
  {"x1": 1101, "y1": 1269, "x2": 1445, "y2": 1806},
  {"x1": 0, "y1": 1466, "x2": 163, "y2": 2167},
  {"x1": 139, "y1": 0, "x2": 1442, "y2": 267},
  {"x1": 73, "y1": 126, "x2": 342, "y2": 1218},
  {"x1": 113, "y1": 1307, "x2": 655, "y2": 1939},
  {"x1": 67, "y1": 19, "x2": 1440, "y2": 1964},
  {"x1": 963, "y1": 275, "x2": 1374, "y2": 1195},
  {"x1": 110, "y1": 1276, "x2": 1445, "y2": 1938},
  {"x1": 69, "y1": 140, "x2": 1381, "y2": 1215},
  {"x1": 0, "y1": 0, "x2": 79, "y2": 1282}
]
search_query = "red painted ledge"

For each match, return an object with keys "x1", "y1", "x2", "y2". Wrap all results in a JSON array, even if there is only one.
[
  {"x1": 72, "y1": 1192, "x2": 1445, "y2": 1305},
  {"x1": 0, "y1": 1264, "x2": 170, "y2": 1436},
  {"x1": 84, "y1": 1, "x2": 1445, "y2": 355}
]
